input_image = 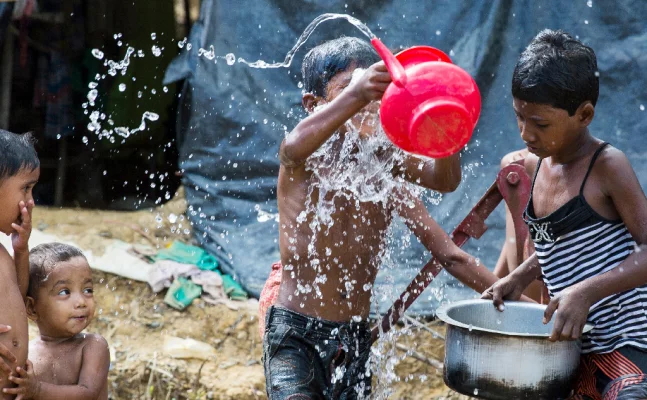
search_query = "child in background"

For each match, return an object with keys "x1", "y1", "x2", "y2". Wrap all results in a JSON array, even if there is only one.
[
  {"x1": 483, "y1": 29, "x2": 647, "y2": 399},
  {"x1": 492, "y1": 147, "x2": 546, "y2": 302},
  {"x1": 4, "y1": 243, "x2": 110, "y2": 399},
  {"x1": 0, "y1": 130, "x2": 38, "y2": 398}
]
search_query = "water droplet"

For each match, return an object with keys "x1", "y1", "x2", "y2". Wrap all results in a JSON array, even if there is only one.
[
  {"x1": 587, "y1": 0, "x2": 593, "y2": 7},
  {"x1": 91, "y1": 49, "x2": 104, "y2": 59},
  {"x1": 87, "y1": 89, "x2": 98, "y2": 104},
  {"x1": 151, "y1": 32, "x2": 157, "y2": 40},
  {"x1": 151, "y1": 45, "x2": 162, "y2": 57},
  {"x1": 584, "y1": 20, "x2": 589, "y2": 24},
  {"x1": 435, "y1": 30, "x2": 441, "y2": 36},
  {"x1": 82, "y1": 136, "x2": 89, "y2": 144},
  {"x1": 225, "y1": 53, "x2": 236, "y2": 65},
  {"x1": 640, "y1": 104, "x2": 645, "y2": 111},
  {"x1": 474, "y1": 388, "x2": 479, "y2": 396},
  {"x1": 119, "y1": 83, "x2": 126, "y2": 92}
]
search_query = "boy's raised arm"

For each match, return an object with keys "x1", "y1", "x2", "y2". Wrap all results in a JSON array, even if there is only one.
[
  {"x1": 6, "y1": 336, "x2": 110, "y2": 400},
  {"x1": 395, "y1": 154, "x2": 461, "y2": 193},
  {"x1": 279, "y1": 62, "x2": 391, "y2": 167}
]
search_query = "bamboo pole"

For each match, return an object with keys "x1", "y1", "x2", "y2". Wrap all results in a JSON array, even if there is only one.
[{"x1": 0, "y1": 28, "x2": 13, "y2": 129}]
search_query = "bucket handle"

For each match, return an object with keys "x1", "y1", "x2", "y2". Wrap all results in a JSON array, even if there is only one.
[{"x1": 371, "y1": 38, "x2": 407, "y2": 88}]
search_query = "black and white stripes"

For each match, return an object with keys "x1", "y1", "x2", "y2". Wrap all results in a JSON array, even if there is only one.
[{"x1": 534, "y1": 221, "x2": 646, "y2": 354}]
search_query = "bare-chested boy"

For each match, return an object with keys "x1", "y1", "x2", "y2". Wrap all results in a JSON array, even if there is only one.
[
  {"x1": 263, "y1": 37, "x2": 500, "y2": 399},
  {"x1": 4, "y1": 243, "x2": 109, "y2": 399},
  {"x1": 0, "y1": 130, "x2": 38, "y2": 398}
]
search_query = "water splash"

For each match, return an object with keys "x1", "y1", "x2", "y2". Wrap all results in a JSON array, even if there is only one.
[
  {"x1": 236, "y1": 13, "x2": 376, "y2": 69},
  {"x1": 91, "y1": 49, "x2": 104, "y2": 60},
  {"x1": 106, "y1": 46, "x2": 135, "y2": 76}
]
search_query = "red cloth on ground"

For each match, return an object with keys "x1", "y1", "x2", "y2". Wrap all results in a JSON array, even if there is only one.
[{"x1": 258, "y1": 262, "x2": 282, "y2": 339}]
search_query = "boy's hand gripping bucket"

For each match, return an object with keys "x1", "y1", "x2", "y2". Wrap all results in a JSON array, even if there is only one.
[{"x1": 371, "y1": 38, "x2": 481, "y2": 158}]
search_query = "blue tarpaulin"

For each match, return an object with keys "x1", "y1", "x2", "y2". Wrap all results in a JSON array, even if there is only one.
[{"x1": 165, "y1": 0, "x2": 647, "y2": 314}]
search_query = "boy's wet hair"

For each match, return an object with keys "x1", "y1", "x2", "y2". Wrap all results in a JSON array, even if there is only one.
[
  {"x1": 0, "y1": 130, "x2": 39, "y2": 182},
  {"x1": 302, "y1": 36, "x2": 380, "y2": 97},
  {"x1": 512, "y1": 29, "x2": 599, "y2": 116},
  {"x1": 28, "y1": 243, "x2": 86, "y2": 298}
]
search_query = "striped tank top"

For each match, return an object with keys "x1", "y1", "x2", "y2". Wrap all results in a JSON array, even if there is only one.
[{"x1": 524, "y1": 143, "x2": 647, "y2": 354}]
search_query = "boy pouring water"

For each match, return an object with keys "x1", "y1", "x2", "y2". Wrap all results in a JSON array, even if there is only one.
[{"x1": 264, "y1": 37, "x2": 501, "y2": 399}]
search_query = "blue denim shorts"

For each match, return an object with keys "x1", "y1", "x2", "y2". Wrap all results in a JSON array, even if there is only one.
[{"x1": 263, "y1": 306, "x2": 372, "y2": 400}]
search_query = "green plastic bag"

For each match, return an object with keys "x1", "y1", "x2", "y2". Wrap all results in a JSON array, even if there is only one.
[{"x1": 164, "y1": 277, "x2": 202, "y2": 310}]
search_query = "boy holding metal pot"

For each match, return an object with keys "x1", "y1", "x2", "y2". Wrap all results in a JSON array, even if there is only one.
[{"x1": 483, "y1": 29, "x2": 647, "y2": 399}]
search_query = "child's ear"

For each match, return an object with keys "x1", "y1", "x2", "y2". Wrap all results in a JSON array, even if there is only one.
[
  {"x1": 25, "y1": 296, "x2": 38, "y2": 322},
  {"x1": 302, "y1": 93, "x2": 323, "y2": 114},
  {"x1": 577, "y1": 101, "x2": 595, "y2": 126}
]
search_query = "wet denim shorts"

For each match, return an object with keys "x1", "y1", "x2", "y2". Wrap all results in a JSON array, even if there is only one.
[{"x1": 263, "y1": 306, "x2": 372, "y2": 400}]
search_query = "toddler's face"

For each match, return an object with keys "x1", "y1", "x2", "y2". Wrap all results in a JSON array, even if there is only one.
[
  {"x1": 0, "y1": 168, "x2": 39, "y2": 235},
  {"x1": 30, "y1": 257, "x2": 96, "y2": 338}
]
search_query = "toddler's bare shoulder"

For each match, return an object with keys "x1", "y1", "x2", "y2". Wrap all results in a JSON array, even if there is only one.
[{"x1": 82, "y1": 333, "x2": 109, "y2": 347}]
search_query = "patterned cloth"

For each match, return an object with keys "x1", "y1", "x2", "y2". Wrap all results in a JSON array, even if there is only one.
[
  {"x1": 572, "y1": 346, "x2": 647, "y2": 399},
  {"x1": 258, "y1": 262, "x2": 282, "y2": 339}
]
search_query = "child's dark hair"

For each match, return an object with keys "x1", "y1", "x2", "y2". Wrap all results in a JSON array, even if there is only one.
[
  {"x1": 512, "y1": 29, "x2": 599, "y2": 116},
  {"x1": 302, "y1": 36, "x2": 380, "y2": 97},
  {"x1": 0, "y1": 130, "x2": 39, "y2": 182},
  {"x1": 28, "y1": 243, "x2": 86, "y2": 298}
]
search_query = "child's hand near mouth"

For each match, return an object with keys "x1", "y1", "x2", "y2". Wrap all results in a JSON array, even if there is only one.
[{"x1": 11, "y1": 200, "x2": 34, "y2": 254}]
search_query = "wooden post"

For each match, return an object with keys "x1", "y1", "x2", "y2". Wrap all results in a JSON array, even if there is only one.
[
  {"x1": 0, "y1": 27, "x2": 13, "y2": 129},
  {"x1": 54, "y1": 137, "x2": 67, "y2": 206}
]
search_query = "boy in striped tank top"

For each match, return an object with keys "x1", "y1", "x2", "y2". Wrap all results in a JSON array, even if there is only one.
[{"x1": 482, "y1": 29, "x2": 647, "y2": 399}]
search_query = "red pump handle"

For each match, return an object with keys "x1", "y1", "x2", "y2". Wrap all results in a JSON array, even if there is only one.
[{"x1": 371, "y1": 38, "x2": 407, "y2": 88}]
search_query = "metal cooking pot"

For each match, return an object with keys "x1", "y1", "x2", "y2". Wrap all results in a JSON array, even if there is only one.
[{"x1": 436, "y1": 299, "x2": 593, "y2": 400}]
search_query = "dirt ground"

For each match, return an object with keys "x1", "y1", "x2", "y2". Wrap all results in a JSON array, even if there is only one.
[{"x1": 29, "y1": 189, "x2": 471, "y2": 399}]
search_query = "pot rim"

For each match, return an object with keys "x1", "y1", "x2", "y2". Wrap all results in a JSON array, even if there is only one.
[{"x1": 436, "y1": 299, "x2": 594, "y2": 338}]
